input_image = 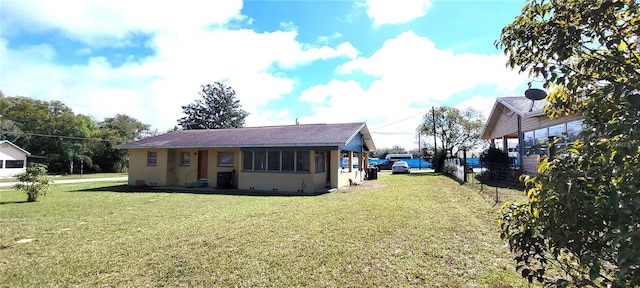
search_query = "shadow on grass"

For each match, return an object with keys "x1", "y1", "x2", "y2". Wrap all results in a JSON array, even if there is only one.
[
  {"x1": 72, "y1": 184, "x2": 328, "y2": 197},
  {"x1": 0, "y1": 200, "x2": 32, "y2": 205}
]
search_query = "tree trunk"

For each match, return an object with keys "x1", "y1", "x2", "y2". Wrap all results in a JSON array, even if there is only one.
[{"x1": 27, "y1": 191, "x2": 37, "y2": 202}]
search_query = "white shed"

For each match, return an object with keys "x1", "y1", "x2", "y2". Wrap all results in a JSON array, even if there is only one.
[{"x1": 0, "y1": 140, "x2": 30, "y2": 177}]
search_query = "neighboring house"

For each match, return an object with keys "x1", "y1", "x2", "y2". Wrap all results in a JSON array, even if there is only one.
[
  {"x1": 117, "y1": 122, "x2": 376, "y2": 193},
  {"x1": 0, "y1": 140, "x2": 30, "y2": 178},
  {"x1": 481, "y1": 96, "x2": 584, "y2": 175}
]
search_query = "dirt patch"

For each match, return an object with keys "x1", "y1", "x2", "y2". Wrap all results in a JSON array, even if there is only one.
[{"x1": 338, "y1": 180, "x2": 387, "y2": 191}]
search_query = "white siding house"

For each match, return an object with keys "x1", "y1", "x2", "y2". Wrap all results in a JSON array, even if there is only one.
[
  {"x1": 0, "y1": 140, "x2": 30, "y2": 177},
  {"x1": 481, "y1": 97, "x2": 584, "y2": 175}
]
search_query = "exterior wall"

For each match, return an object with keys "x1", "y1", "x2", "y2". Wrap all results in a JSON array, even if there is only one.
[
  {"x1": 486, "y1": 107, "x2": 520, "y2": 139},
  {"x1": 329, "y1": 150, "x2": 340, "y2": 188},
  {"x1": 338, "y1": 169, "x2": 364, "y2": 187},
  {"x1": 167, "y1": 149, "x2": 198, "y2": 186},
  {"x1": 207, "y1": 148, "x2": 241, "y2": 188},
  {"x1": 0, "y1": 143, "x2": 28, "y2": 177},
  {"x1": 238, "y1": 172, "x2": 316, "y2": 192},
  {"x1": 520, "y1": 114, "x2": 583, "y2": 133},
  {"x1": 128, "y1": 149, "x2": 169, "y2": 186},
  {"x1": 487, "y1": 109, "x2": 583, "y2": 140},
  {"x1": 521, "y1": 156, "x2": 540, "y2": 175},
  {"x1": 128, "y1": 147, "x2": 353, "y2": 192}
]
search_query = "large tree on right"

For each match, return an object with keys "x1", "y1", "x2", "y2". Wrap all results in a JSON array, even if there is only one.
[{"x1": 496, "y1": 0, "x2": 639, "y2": 286}]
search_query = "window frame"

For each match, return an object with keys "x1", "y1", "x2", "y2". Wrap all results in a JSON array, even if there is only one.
[
  {"x1": 217, "y1": 151, "x2": 235, "y2": 167},
  {"x1": 147, "y1": 151, "x2": 157, "y2": 167},
  {"x1": 296, "y1": 151, "x2": 310, "y2": 172},
  {"x1": 179, "y1": 151, "x2": 191, "y2": 166},
  {"x1": 254, "y1": 151, "x2": 267, "y2": 171},
  {"x1": 243, "y1": 151, "x2": 254, "y2": 171},
  {"x1": 5, "y1": 160, "x2": 23, "y2": 168},
  {"x1": 315, "y1": 151, "x2": 325, "y2": 173},
  {"x1": 268, "y1": 151, "x2": 281, "y2": 171}
]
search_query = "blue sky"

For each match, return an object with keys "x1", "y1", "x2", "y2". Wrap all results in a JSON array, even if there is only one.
[{"x1": 0, "y1": 0, "x2": 531, "y2": 149}]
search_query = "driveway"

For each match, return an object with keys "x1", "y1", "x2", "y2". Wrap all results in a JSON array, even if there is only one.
[{"x1": 0, "y1": 177, "x2": 127, "y2": 187}]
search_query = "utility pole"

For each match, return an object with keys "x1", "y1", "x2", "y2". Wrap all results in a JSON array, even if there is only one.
[{"x1": 418, "y1": 131, "x2": 422, "y2": 170}]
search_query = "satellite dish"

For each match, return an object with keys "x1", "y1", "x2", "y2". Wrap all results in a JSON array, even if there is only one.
[{"x1": 524, "y1": 88, "x2": 547, "y2": 100}]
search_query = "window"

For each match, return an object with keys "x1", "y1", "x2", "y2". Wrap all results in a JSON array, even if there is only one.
[
  {"x1": 243, "y1": 151, "x2": 253, "y2": 170},
  {"x1": 254, "y1": 151, "x2": 267, "y2": 171},
  {"x1": 296, "y1": 151, "x2": 310, "y2": 172},
  {"x1": 282, "y1": 151, "x2": 295, "y2": 171},
  {"x1": 315, "y1": 151, "x2": 325, "y2": 172},
  {"x1": 6, "y1": 160, "x2": 25, "y2": 168},
  {"x1": 566, "y1": 120, "x2": 584, "y2": 141},
  {"x1": 243, "y1": 149, "x2": 312, "y2": 173},
  {"x1": 523, "y1": 131, "x2": 534, "y2": 154},
  {"x1": 0, "y1": 160, "x2": 3, "y2": 168},
  {"x1": 218, "y1": 152, "x2": 234, "y2": 167},
  {"x1": 147, "y1": 152, "x2": 157, "y2": 166},
  {"x1": 180, "y1": 152, "x2": 190, "y2": 166},
  {"x1": 268, "y1": 151, "x2": 281, "y2": 171}
]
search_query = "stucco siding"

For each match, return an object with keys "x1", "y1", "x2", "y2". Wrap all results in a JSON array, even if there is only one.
[
  {"x1": 238, "y1": 172, "x2": 316, "y2": 192},
  {"x1": 208, "y1": 148, "x2": 240, "y2": 188},
  {"x1": 128, "y1": 149, "x2": 169, "y2": 186}
]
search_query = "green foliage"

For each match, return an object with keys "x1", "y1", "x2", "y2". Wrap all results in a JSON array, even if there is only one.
[
  {"x1": 0, "y1": 95, "x2": 151, "y2": 174},
  {"x1": 496, "y1": 0, "x2": 639, "y2": 286},
  {"x1": 443, "y1": 161, "x2": 456, "y2": 175},
  {"x1": 479, "y1": 147, "x2": 512, "y2": 177},
  {"x1": 14, "y1": 164, "x2": 52, "y2": 202},
  {"x1": 419, "y1": 106, "x2": 485, "y2": 158},
  {"x1": 178, "y1": 82, "x2": 250, "y2": 130},
  {"x1": 431, "y1": 148, "x2": 448, "y2": 173}
]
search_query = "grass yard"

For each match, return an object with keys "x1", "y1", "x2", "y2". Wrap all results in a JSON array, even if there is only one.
[
  {"x1": 0, "y1": 173, "x2": 532, "y2": 287},
  {"x1": 0, "y1": 173, "x2": 128, "y2": 183}
]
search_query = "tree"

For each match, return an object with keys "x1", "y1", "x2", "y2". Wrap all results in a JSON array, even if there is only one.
[
  {"x1": 496, "y1": 0, "x2": 639, "y2": 286},
  {"x1": 178, "y1": 82, "x2": 249, "y2": 129},
  {"x1": 14, "y1": 164, "x2": 52, "y2": 202},
  {"x1": 418, "y1": 106, "x2": 485, "y2": 172},
  {"x1": 89, "y1": 114, "x2": 151, "y2": 172}
]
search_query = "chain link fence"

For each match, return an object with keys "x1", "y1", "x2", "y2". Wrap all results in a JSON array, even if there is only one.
[{"x1": 445, "y1": 159, "x2": 526, "y2": 206}]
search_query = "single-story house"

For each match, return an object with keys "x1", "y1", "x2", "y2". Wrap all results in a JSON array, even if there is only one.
[
  {"x1": 117, "y1": 122, "x2": 376, "y2": 193},
  {"x1": 481, "y1": 96, "x2": 584, "y2": 175},
  {"x1": 0, "y1": 140, "x2": 30, "y2": 177}
]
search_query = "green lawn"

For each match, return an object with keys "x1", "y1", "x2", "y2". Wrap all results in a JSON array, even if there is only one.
[
  {"x1": 0, "y1": 172, "x2": 128, "y2": 183},
  {"x1": 0, "y1": 173, "x2": 532, "y2": 287}
]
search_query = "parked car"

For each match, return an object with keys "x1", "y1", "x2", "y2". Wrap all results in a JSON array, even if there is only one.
[
  {"x1": 374, "y1": 160, "x2": 394, "y2": 170},
  {"x1": 391, "y1": 161, "x2": 410, "y2": 174}
]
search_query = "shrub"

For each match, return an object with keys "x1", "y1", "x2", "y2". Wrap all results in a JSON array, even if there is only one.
[{"x1": 14, "y1": 164, "x2": 52, "y2": 202}]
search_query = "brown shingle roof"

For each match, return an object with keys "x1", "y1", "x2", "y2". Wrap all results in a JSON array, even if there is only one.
[{"x1": 117, "y1": 122, "x2": 374, "y2": 150}]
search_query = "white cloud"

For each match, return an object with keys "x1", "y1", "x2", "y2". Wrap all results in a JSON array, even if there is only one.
[
  {"x1": 366, "y1": 0, "x2": 431, "y2": 26},
  {"x1": 1, "y1": 0, "x2": 244, "y2": 46},
  {"x1": 0, "y1": 10, "x2": 358, "y2": 131},
  {"x1": 304, "y1": 30, "x2": 528, "y2": 149}
]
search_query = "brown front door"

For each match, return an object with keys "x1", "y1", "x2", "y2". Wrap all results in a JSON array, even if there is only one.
[{"x1": 197, "y1": 150, "x2": 208, "y2": 180}]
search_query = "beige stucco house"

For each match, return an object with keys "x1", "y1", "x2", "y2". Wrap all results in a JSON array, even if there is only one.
[
  {"x1": 0, "y1": 140, "x2": 30, "y2": 178},
  {"x1": 481, "y1": 97, "x2": 584, "y2": 175},
  {"x1": 117, "y1": 122, "x2": 376, "y2": 193}
]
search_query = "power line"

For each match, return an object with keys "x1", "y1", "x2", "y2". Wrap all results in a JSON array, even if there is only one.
[
  {"x1": 3, "y1": 131, "x2": 123, "y2": 143},
  {"x1": 372, "y1": 109, "x2": 429, "y2": 130}
]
